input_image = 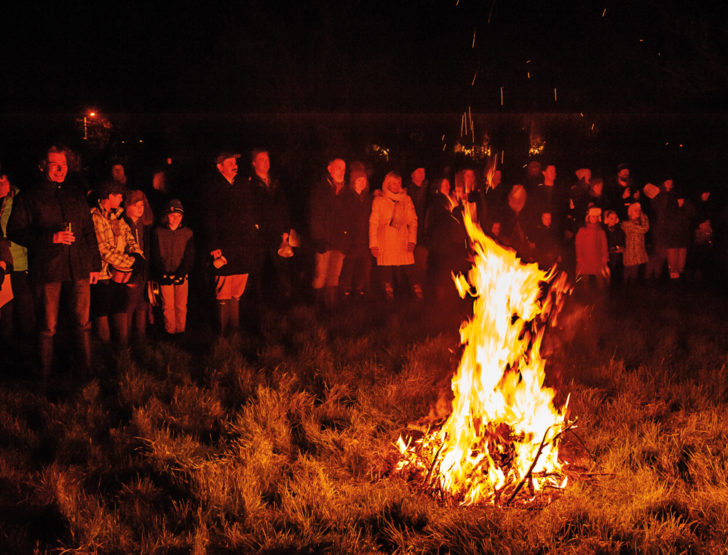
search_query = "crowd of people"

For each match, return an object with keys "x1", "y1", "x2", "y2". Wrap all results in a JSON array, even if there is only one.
[{"x1": 0, "y1": 144, "x2": 725, "y2": 381}]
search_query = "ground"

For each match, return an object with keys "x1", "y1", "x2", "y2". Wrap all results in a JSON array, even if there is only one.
[{"x1": 1, "y1": 281, "x2": 727, "y2": 553}]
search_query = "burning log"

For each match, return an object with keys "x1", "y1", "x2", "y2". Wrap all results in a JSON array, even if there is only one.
[{"x1": 395, "y1": 211, "x2": 574, "y2": 506}]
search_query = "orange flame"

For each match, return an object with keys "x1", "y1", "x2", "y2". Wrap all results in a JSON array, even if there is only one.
[{"x1": 397, "y1": 212, "x2": 571, "y2": 505}]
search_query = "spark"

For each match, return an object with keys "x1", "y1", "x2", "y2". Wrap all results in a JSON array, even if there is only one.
[
  {"x1": 554, "y1": 88, "x2": 558, "y2": 102},
  {"x1": 472, "y1": 29, "x2": 477, "y2": 48},
  {"x1": 602, "y1": 7, "x2": 607, "y2": 16},
  {"x1": 500, "y1": 86, "x2": 504, "y2": 106},
  {"x1": 472, "y1": 71, "x2": 478, "y2": 86}
]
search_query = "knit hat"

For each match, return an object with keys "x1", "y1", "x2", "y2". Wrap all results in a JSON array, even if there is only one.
[
  {"x1": 124, "y1": 189, "x2": 146, "y2": 206},
  {"x1": 98, "y1": 180, "x2": 126, "y2": 199},
  {"x1": 164, "y1": 198, "x2": 184, "y2": 214},
  {"x1": 215, "y1": 152, "x2": 240, "y2": 165}
]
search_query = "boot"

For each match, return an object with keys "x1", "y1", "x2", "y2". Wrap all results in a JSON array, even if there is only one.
[
  {"x1": 228, "y1": 297, "x2": 240, "y2": 331},
  {"x1": 112, "y1": 313, "x2": 129, "y2": 346},
  {"x1": 95, "y1": 316, "x2": 111, "y2": 343},
  {"x1": 39, "y1": 333, "x2": 54, "y2": 384},
  {"x1": 216, "y1": 301, "x2": 229, "y2": 335},
  {"x1": 75, "y1": 328, "x2": 93, "y2": 376}
]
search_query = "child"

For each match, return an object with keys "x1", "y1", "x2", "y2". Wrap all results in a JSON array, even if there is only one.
[
  {"x1": 531, "y1": 211, "x2": 562, "y2": 270},
  {"x1": 151, "y1": 199, "x2": 194, "y2": 337},
  {"x1": 621, "y1": 202, "x2": 649, "y2": 284},
  {"x1": 603, "y1": 209, "x2": 625, "y2": 287},
  {"x1": 575, "y1": 206, "x2": 609, "y2": 294}
]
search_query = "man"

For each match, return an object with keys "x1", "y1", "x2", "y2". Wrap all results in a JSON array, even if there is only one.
[
  {"x1": 7, "y1": 146, "x2": 101, "y2": 379},
  {"x1": 608, "y1": 163, "x2": 639, "y2": 220},
  {"x1": 202, "y1": 152, "x2": 260, "y2": 333},
  {"x1": 407, "y1": 165, "x2": 429, "y2": 294},
  {"x1": 0, "y1": 168, "x2": 35, "y2": 340},
  {"x1": 248, "y1": 149, "x2": 295, "y2": 307},
  {"x1": 309, "y1": 158, "x2": 350, "y2": 311}
]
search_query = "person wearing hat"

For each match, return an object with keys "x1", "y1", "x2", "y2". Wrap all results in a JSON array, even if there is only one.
[
  {"x1": 7, "y1": 146, "x2": 102, "y2": 380},
  {"x1": 90, "y1": 180, "x2": 144, "y2": 345},
  {"x1": 621, "y1": 202, "x2": 650, "y2": 284},
  {"x1": 151, "y1": 199, "x2": 194, "y2": 338},
  {"x1": 202, "y1": 152, "x2": 260, "y2": 333},
  {"x1": 575, "y1": 205, "x2": 609, "y2": 295}
]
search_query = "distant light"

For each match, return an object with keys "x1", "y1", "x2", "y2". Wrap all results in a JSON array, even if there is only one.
[
  {"x1": 139, "y1": 139, "x2": 143, "y2": 143},
  {"x1": 89, "y1": 111, "x2": 96, "y2": 117},
  {"x1": 166, "y1": 157, "x2": 173, "y2": 165}
]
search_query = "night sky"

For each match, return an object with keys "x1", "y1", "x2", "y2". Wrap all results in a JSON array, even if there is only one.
[{"x1": 3, "y1": 1, "x2": 727, "y2": 114}]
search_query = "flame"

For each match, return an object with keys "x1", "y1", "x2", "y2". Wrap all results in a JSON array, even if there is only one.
[{"x1": 396, "y1": 212, "x2": 572, "y2": 505}]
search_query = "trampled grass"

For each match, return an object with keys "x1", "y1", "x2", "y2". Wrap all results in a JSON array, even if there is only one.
[{"x1": 2, "y1": 284, "x2": 728, "y2": 553}]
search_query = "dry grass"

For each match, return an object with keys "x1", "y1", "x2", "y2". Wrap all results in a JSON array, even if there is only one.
[{"x1": 1, "y1": 285, "x2": 728, "y2": 553}]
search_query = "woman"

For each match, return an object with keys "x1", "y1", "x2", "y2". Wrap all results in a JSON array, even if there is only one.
[{"x1": 369, "y1": 172, "x2": 421, "y2": 300}]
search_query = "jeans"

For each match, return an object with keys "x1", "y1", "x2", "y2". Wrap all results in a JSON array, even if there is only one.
[{"x1": 37, "y1": 279, "x2": 91, "y2": 337}]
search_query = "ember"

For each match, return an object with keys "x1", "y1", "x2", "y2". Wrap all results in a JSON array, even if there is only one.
[{"x1": 396, "y1": 211, "x2": 573, "y2": 506}]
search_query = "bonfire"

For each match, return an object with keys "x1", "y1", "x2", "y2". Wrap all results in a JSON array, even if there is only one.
[{"x1": 396, "y1": 211, "x2": 573, "y2": 506}]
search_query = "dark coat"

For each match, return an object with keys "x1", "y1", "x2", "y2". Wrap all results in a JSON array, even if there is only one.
[
  {"x1": 308, "y1": 176, "x2": 350, "y2": 253},
  {"x1": 342, "y1": 187, "x2": 371, "y2": 253},
  {"x1": 152, "y1": 225, "x2": 195, "y2": 278},
  {"x1": 201, "y1": 172, "x2": 261, "y2": 275},
  {"x1": 6, "y1": 179, "x2": 101, "y2": 283},
  {"x1": 249, "y1": 173, "x2": 290, "y2": 254}
]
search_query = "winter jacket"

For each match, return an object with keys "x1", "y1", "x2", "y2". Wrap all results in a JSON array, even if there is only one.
[
  {"x1": 309, "y1": 176, "x2": 351, "y2": 253},
  {"x1": 202, "y1": 172, "x2": 261, "y2": 275},
  {"x1": 152, "y1": 225, "x2": 195, "y2": 279},
  {"x1": 7, "y1": 179, "x2": 101, "y2": 283},
  {"x1": 0, "y1": 186, "x2": 28, "y2": 272},
  {"x1": 342, "y1": 187, "x2": 371, "y2": 253},
  {"x1": 575, "y1": 223, "x2": 608, "y2": 276},
  {"x1": 369, "y1": 188, "x2": 417, "y2": 267},
  {"x1": 91, "y1": 204, "x2": 143, "y2": 281},
  {"x1": 621, "y1": 214, "x2": 650, "y2": 266},
  {"x1": 249, "y1": 173, "x2": 290, "y2": 253}
]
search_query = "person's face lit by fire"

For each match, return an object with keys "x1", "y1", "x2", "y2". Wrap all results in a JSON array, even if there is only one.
[
  {"x1": 541, "y1": 212, "x2": 552, "y2": 228},
  {"x1": 126, "y1": 200, "x2": 145, "y2": 222},
  {"x1": 701, "y1": 191, "x2": 710, "y2": 202},
  {"x1": 491, "y1": 221, "x2": 501, "y2": 237},
  {"x1": 0, "y1": 174, "x2": 10, "y2": 198},
  {"x1": 438, "y1": 178, "x2": 450, "y2": 197},
  {"x1": 663, "y1": 178, "x2": 674, "y2": 191},
  {"x1": 111, "y1": 164, "x2": 127, "y2": 185},
  {"x1": 106, "y1": 192, "x2": 123, "y2": 210},
  {"x1": 617, "y1": 167, "x2": 630, "y2": 184},
  {"x1": 605, "y1": 212, "x2": 619, "y2": 227},
  {"x1": 252, "y1": 151, "x2": 270, "y2": 177},
  {"x1": 542, "y1": 165, "x2": 556, "y2": 184},
  {"x1": 217, "y1": 157, "x2": 238, "y2": 183},
  {"x1": 628, "y1": 203, "x2": 641, "y2": 220},
  {"x1": 328, "y1": 159, "x2": 346, "y2": 184},
  {"x1": 590, "y1": 180, "x2": 604, "y2": 197},
  {"x1": 47, "y1": 151, "x2": 68, "y2": 183},
  {"x1": 167, "y1": 212, "x2": 183, "y2": 231},
  {"x1": 385, "y1": 175, "x2": 403, "y2": 194},
  {"x1": 353, "y1": 176, "x2": 367, "y2": 195},
  {"x1": 492, "y1": 170, "x2": 502, "y2": 188},
  {"x1": 453, "y1": 183, "x2": 466, "y2": 202},
  {"x1": 411, "y1": 167, "x2": 425, "y2": 187}
]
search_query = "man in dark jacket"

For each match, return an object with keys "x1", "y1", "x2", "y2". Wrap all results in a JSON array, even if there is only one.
[
  {"x1": 7, "y1": 146, "x2": 101, "y2": 379},
  {"x1": 309, "y1": 158, "x2": 349, "y2": 311},
  {"x1": 202, "y1": 152, "x2": 261, "y2": 333}
]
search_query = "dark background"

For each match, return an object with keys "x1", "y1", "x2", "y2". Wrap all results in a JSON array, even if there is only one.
[{"x1": 1, "y1": 1, "x2": 727, "y2": 197}]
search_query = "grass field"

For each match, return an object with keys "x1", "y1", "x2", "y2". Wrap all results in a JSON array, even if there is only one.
[{"x1": 1, "y1": 283, "x2": 727, "y2": 553}]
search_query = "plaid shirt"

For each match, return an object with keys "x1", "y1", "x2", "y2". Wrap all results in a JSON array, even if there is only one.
[
  {"x1": 91, "y1": 204, "x2": 143, "y2": 280},
  {"x1": 621, "y1": 213, "x2": 649, "y2": 267}
]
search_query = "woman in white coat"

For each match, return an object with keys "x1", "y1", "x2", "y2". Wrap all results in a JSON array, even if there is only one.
[{"x1": 369, "y1": 172, "x2": 423, "y2": 300}]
